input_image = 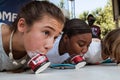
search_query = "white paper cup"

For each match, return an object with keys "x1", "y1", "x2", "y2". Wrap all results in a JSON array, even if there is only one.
[{"x1": 28, "y1": 54, "x2": 51, "y2": 74}]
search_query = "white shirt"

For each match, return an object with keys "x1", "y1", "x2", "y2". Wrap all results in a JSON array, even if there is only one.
[
  {"x1": 0, "y1": 23, "x2": 28, "y2": 71},
  {"x1": 46, "y1": 35, "x2": 70, "y2": 64},
  {"x1": 84, "y1": 38, "x2": 104, "y2": 64}
]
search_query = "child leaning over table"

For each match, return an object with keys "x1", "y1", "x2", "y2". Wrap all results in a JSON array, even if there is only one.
[
  {"x1": 0, "y1": 1, "x2": 65, "y2": 72},
  {"x1": 46, "y1": 18, "x2": 92, "y2": 67},
  {"x1": 84, "y1": 28, "x2": 120, "y2": 65}
]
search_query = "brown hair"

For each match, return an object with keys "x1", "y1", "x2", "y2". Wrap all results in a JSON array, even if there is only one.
[
  {"x1": 62, "y1": 18, "x2": 92, "y2": 38},
  {"x1": 102, "y1": 28, "x2": 120, "y2": 63},
  {"x1": 12, "y1": 1, "x2": 65, "y2": 32}
]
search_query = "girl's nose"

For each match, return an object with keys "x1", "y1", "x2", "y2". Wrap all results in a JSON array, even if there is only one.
[
  {"x1": 81, "y1": 47, "x2": 88, "y2": 54},
  {"x1": 44, "y1": 38, "x2": 54, "y2": 51}
]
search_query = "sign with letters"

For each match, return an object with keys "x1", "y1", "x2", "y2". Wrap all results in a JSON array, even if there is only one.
[{"x1": 0, "y1": 0, "x2": 32, "y2": 25}]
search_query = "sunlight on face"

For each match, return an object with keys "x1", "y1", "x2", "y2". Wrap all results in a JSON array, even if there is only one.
[{"x1": 23, "y1": 15, "x2": 63, "y2": 54}]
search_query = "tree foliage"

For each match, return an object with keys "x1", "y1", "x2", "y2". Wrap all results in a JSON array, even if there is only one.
[{"x1": 79, "y1": 0, "x2": 115, "y2": 38}]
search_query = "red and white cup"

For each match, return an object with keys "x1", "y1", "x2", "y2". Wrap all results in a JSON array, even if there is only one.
[
  {"x1": 71, "y1": 55, "x2": 86, "y2": 69},
  {"x1": 27, "y1": 54, "x2": 51, "y2": 74}
]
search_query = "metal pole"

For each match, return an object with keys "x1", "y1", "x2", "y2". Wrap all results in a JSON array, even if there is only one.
[{"x1": 69, "y1": 0, "x2": 75, "y2": 18}]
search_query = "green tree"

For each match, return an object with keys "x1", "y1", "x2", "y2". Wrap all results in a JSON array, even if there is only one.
[
  {"x1": 98, "y1": 0, "x2": 115, "y2": 38},
  {"x1": 57, "y1": 0, "x2": 65, "y2": 8},
  {"x1": 79, "y1": 11, "x2": 89, "y2": 21}
]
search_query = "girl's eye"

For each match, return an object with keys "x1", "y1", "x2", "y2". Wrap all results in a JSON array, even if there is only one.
[
  {"x1": 78, "y1": 42, "x2": 85, "y2": 47},
  {"x1": 44, "y1": 31, "x2": 50, "y2": 36}
]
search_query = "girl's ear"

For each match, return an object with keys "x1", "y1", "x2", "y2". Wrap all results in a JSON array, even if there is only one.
[
  {"x1": 63, "y1": 34, "x2": 69, "y2": 42},
  {"x1": 17, "y1": 18, "x2": 27, "y2": 32}
]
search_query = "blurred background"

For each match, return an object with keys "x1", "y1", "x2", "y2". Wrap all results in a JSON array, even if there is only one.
[{"x1": 0, "y1": 0, "x2": 120, "y2": 38}]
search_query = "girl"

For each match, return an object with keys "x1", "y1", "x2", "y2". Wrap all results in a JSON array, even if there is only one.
[
  {"x1": 0, "y1": 1, "x2": 65, "y2": 71},
  {"x1": 83, "y1": 28, "x2": 120, "y2": 65},
  {"x1": 46, "y1": 19, "x2": 92, "y2": 66}
]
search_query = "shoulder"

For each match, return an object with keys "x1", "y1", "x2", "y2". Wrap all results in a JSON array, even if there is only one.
[
  {"x1": 92, "y1": 38, "x2": 101, "y2": 42},
  {"x1": 87, "y1": 38, "x2": 101, "y2": 54},
  {"x1": 1, "y1": 23, "x2": 11, "y2": 36}
]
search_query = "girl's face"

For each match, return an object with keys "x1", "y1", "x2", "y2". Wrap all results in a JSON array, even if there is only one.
[
  {"x1": 22, "y1": 15, "x2": 63, "y2": 54},
  {"x1": 64, "y1": 33, "x2": 92, "y2": 56}
]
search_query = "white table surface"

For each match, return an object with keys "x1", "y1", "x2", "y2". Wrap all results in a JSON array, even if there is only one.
[{"x1": 0, "y1": 63, "x2": 120, "y2": 80}]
